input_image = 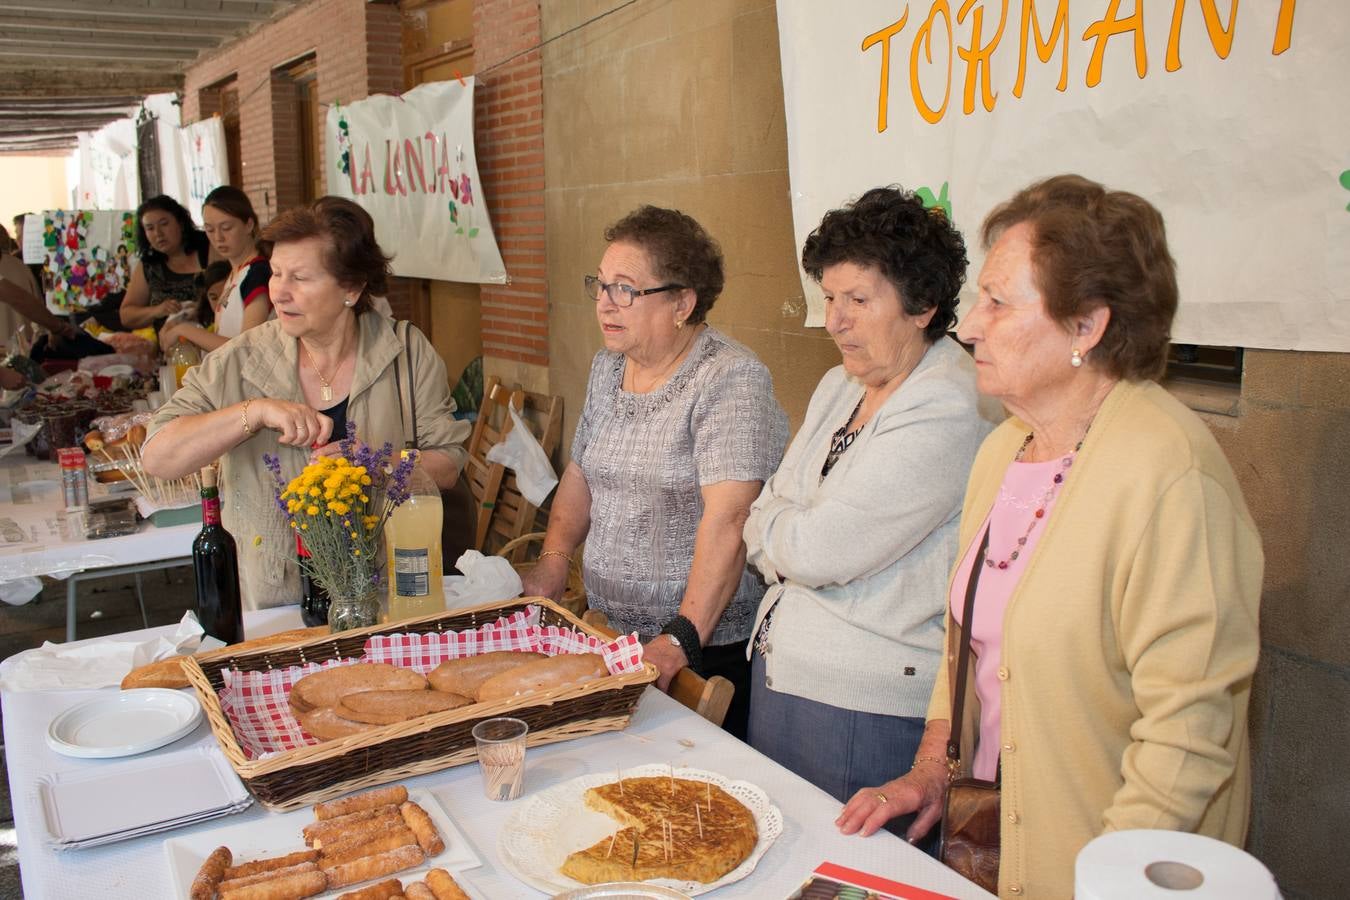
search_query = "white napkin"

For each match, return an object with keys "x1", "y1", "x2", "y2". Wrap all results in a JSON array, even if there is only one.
[
  {"x1": 485, "y1": 405, "x2": 559, "y2": 505},
  {"x1": 447, "y1": 550, "x2": 524, "y2": 609},
  {"x1": 0, "y1": 611, "x2": 221, "y2": 691}
]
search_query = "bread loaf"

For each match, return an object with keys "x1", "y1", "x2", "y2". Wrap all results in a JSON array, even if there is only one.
[
  {"x1": 476, "y1": 652, "x2": 609, "y2": 702},
  {"x1": 426, "y1": 651, "x2": 546, "y2": 698},
  {"x1": 289, "y1": 663, "x2": 427, "y2": 713},
  {"x1": 295, "y1": 706, "x2": 379, "y2": 742},
  {"x1": 336, "y1": 689, "x2": 472, "y2": 726},
  {"x1": 120, "y1": 625, "x2": 329, "y2": 690}
]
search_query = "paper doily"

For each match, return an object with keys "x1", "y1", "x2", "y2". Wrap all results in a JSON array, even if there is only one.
[{"x1": 498, "y1": 764, "x2": 783, "y2": 897}]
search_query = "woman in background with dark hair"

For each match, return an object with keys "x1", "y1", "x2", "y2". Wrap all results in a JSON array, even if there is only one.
[
  {"x1": 120, "y1": 194, "x2": 211, "y2": 330},
  {"x1": 143, "y1": 196, "x2": 469, "y2": 608},
  {"x1": 743, "y1": 186, "x2": 992, "y2": 840}
]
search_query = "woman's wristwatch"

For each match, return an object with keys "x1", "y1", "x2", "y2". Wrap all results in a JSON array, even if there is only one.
[{"x1": 659, "y1": 615, "x2": 703, "y2": 671}]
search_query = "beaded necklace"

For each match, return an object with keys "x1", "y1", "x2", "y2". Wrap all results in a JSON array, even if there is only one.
[{"x1": 984, "y1": 427, "x2": 1088, "y2": 570}]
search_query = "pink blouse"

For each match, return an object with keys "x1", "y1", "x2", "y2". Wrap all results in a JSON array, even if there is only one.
[{"x1": 949, "y1": 456, "x2": 1067, "y2": 781}]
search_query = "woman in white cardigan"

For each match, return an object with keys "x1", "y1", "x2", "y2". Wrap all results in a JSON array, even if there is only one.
[{"x1": 744, "y1": 187, "x2": 994, "y2": 845}]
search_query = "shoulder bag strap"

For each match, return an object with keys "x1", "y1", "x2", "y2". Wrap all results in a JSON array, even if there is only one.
[
  {"x1": 946, "y1": 526, "x2": 991, "y2": 770},
  {"x1": 402, "y1": 320, "x2": 420, "y2": 449}
]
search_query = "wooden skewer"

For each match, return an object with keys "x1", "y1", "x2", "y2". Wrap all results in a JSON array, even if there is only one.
[
  {"x1": 617, "y1": 765, "x2": 624, "y2": 796},
  {"x1": 695, "y1": 802, "x2": 703, "y2": 838},
  {"x1": 706, "y1": 780, "x2": 711, "y2": 809},
  {"x1": 605, "y1": 832, "x2": 617, "y2": 859}
]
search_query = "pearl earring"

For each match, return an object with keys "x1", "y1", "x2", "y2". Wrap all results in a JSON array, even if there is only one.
[
  {"x1": 344, "y1": 298, "x2": 355, "y2": 307},
  {"x1": 1071, "y1": 348, "x2": 1083, "y2": 368}
]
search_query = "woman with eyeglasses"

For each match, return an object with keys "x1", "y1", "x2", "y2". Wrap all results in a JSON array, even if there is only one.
[
  {"x1": 742, "y1": 187, "x2": 994, "y2": 843},
  {"x1": 521, "y1": 205, "x2": 787, "y2": 738}
]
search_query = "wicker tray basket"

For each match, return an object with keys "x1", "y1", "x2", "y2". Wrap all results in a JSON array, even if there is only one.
[{"x1": 183, "y1": 597, "x2": 657, "y2": 812}]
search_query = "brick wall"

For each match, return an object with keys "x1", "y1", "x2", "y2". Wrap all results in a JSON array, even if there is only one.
[
  {"x1": 181, "y1": 0, "x2": 398, "y2": 224},
  {"x1": 472, "y1": 0, "x2": 547, "y2": 366}
]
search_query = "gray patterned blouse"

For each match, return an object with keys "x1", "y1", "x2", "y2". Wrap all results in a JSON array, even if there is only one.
[{"x1": 572, "y1": 327, "x2": 788, "y2": 645}]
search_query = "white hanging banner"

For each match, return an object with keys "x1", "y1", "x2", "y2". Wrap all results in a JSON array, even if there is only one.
[
  {"x1": 324, "y1": 78, "x2": 507, "y2": 284},
  {"x1": 175, "y1": 117, "x2": 229, "y2": 225},
  {"x1": 75, "y1": 119, "x2": 138, "y2": 211},
  {"x1": 776, "y1": 1, "x2": 1350, "y2": 351}
]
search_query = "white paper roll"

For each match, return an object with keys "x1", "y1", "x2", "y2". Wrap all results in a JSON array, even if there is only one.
[{"x1": 1075, "y1": 830, "x2": 1279, "y2": 900}]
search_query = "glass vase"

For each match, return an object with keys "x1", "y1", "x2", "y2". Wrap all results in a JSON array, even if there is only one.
[{"x1": 328, "y1": 586, "x2": 381, "y2": 633}]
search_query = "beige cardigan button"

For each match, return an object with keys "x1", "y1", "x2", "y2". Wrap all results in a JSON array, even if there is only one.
[
  {"x1": 1007, "y1": 810, "x2": 1020, "y2": 823},
  {"x1": 997, "y1": 666, "x2": 1010, "y2": 681},
  {"x1": 1002, "y1": 741, "x2": 1015, "y2": 753},
  {"x1": 1008, "y1": 884, "x2": 1023, "y2": 894}
]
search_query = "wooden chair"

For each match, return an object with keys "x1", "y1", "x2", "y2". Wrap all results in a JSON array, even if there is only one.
[
  {"x1": 581, "y1": 610, "x2": 735, "y2": 728},
  {"x1": 461, "y1": 376, "x2": 564, "y2": 558}
]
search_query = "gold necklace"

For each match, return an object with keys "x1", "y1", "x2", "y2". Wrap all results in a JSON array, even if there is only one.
[{"x1": 300, "y1": 340, "x2": 344, "y2": 403}]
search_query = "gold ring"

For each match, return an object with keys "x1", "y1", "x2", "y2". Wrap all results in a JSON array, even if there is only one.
[{"x1": 875, "y1": 792, "x2": 888, "y2": 805}]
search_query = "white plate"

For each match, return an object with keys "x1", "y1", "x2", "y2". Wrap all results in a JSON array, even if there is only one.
[
  {"x1": 164, "y1": 789, "x2": 483, "y2": 899},
  {"x1": 39, "y1": 745, "x2": 251, "y2": 846},
  {"x1": 46, "y1": 688, "x2": 202, "y2": 758},
  {"x1": 499, "y1": 764, "x2": 783, "y2": 897}
]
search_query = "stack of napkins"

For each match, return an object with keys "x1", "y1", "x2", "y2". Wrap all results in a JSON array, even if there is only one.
[{"x1": 38, "y1": 746, "x2": 252, "y2": 849}]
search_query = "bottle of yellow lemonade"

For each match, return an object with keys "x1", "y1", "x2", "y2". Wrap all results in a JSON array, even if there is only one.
[{"x1": 385, "y1": 448, "x2": 445, "y2": 621}]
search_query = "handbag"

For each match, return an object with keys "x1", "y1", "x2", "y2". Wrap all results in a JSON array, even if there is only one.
[
  {"x1": 393, "y1": 320, "x2": 478, "y2": 571},
  {"x1": 939, "y1": 527, "x2": 1001, "y2": 894}
]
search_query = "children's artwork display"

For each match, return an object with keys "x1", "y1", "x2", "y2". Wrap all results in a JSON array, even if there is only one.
[{"x1": 40, "y1": 210, "x2": 138, "y2": 313}]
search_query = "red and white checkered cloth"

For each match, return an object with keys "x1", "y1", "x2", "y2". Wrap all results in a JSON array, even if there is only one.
[{"x1": 217, "y1": 606, "x2": 645, "y2": 760}]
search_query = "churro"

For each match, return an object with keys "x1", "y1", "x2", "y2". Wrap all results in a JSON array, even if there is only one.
[
  {"x1": 189, "y1": 845, "x2": 231, "y2": 900},
  {"x1": 398, "y1": 801, "x2": 445, "y2": 855}
]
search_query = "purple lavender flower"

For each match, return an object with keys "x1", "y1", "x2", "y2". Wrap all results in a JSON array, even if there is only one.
[
  {"x1": 386, "y1": 450, "x2": 416, "y2": 508},
  {"x1": 262, "y1": 452, "x2": 289, "y2": 513}
]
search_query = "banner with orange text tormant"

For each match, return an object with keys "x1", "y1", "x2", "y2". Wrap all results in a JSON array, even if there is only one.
[{"x1": 776, "y1": 1, "x2": 1350, "y2": 351}]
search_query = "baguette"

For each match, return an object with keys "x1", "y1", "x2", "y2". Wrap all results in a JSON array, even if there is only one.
[
  {"x1": 120, "y1": 626, "x2": 328, "y2": 690},
  {"x1": 295, "y1": 706, "x2": 380, "y2": 742},
  {"x1": 336, "y1": 689, "x2": 471, "y2": 725},
  {"x1": 426, "y1": 651, "x2": 545, "y2": 697},
  {"x1": 475, "y1": 652, "x2": 609, "y2": 702},
  {"x1": 290, "y1": 663, "x2": 426, "y2": 713}
]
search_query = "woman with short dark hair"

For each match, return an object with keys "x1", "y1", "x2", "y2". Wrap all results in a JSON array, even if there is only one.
[
  {"x1": 522, "y1": 205, "x2": 788, "y2": 737},
  {"x1": 743, "y1": 186, "x2": 992, "y2": 842},
  {"x1": 143, "y1": 196, "x2": 470, "y2": 608},
  {"x1": 838, "y1": 175, "x2": 1261, "y2": 898},
  {"x1": 120, "y1": 194, "x2": 211, "y2": 330}
]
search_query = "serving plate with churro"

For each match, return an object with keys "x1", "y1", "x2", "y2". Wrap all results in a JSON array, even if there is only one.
[{"x1": 163, "y1": 785, "x2": 481, "y2": 899}]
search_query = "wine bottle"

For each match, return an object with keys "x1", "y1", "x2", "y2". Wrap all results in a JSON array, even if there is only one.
[
  {"x1": 193, "y1": 466, "x2": 243, "y2": 644},
  {"x1": 296, "y1": 531, "x2": 331, "y2": 627}
]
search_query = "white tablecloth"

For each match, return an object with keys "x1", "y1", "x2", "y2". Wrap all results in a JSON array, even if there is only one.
[
  {"x1": 1, "y1": 611, "x2": 994, "y2": 900},
  {"x1": 0, "y1": 456, "x2": 197, "y2": 581}
]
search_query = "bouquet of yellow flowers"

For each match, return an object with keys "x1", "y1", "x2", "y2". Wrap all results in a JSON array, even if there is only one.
[{"x1": 265, "y1": 424, "x2": 415, "y2": 630}]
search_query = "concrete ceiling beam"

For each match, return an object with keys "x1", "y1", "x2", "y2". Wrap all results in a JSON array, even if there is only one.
[{"x1": 0, "y1": 69, "x2": 182, "y2": 100}]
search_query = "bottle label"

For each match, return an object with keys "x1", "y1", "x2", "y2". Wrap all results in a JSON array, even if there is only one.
[
  {"x1": 295, "y1": 531, "x2": 311, "y2": 558},
  {"x1": 393, "y1": 547, "x2": 430, "y2": 596},
  {"x1": 202, "y1": 496, "x2": 222, "y2": 526}
]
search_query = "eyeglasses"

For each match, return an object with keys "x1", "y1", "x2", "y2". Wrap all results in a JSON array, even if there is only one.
[{"x1": 584, "y1": 275, "x2": 686, "y2": 308}]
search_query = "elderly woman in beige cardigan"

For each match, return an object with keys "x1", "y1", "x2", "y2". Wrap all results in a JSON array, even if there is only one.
[{"x1": 837, "y1": 175, "x2": 1262, "y2": 899}]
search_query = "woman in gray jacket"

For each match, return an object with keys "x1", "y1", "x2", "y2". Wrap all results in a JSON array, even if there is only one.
[{"x1": 744, "y1": 187, "x2": 994, "y2": 844}]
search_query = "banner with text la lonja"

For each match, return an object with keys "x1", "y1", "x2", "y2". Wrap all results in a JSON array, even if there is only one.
[
  {"x1": 776, "y1": 1, "x2": 1350, "y2": 352},
  {"x1": 325, "y1": 78, "x2": 507, "y2": 284}
]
